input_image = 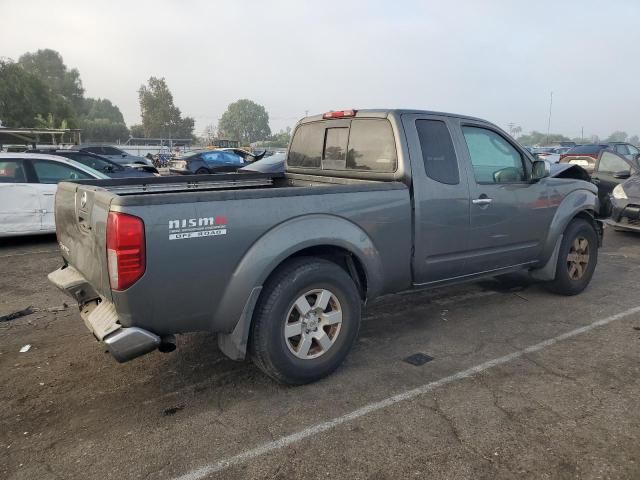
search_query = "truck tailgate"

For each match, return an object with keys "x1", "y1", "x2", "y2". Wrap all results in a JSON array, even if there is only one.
[{"x1": 55, "y1": 181, "x2": 114, "y2": 302}]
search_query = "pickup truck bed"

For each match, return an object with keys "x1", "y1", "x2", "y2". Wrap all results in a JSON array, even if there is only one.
[{"x1": 51, "y1": 170, "x2": 412, "y2": 362}]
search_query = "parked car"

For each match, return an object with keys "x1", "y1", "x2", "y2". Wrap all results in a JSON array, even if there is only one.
[
  {"x1": 75, "y1": 144, "x2": 154, "y2": 167},
  {"x1": 49, "y1": 108, "x2": 602, "y2": 385},
  {"x1": 239, "y1": 152, "x2": 286, "y2": 173},
  {"x1": 168, "y1": 149, "x2": 246, "y2": 174},
  {"x1": 0, "y1": 153, "x2": 108, "y2": 237},
  {"x1": 590, "y1": 150, "x2": 640, "y2": 231},
  {"x1": 26, "y1": 149, "x2": 158, "y2": 178},
  {"x1": 532, "y1": 146, "x2": 572, "y2": 164},
  {"x1": 560, "y1": 143, "x2": 640, "y2": 171}
]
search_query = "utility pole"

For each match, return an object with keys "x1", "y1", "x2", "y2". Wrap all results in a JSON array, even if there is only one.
[
  {"x1": 581, "y1": 126, "x2": 584, "y2": 143},
  {"x1": 546, "y1": 91, "x2": 553, "y2": 145}
]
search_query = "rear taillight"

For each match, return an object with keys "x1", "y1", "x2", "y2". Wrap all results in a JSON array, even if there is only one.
[
  {"x1": 106, "y1": 212, "x2": 145, "y2": 291},
  {"x1": 559, "y1": 154, "x2": 568, "y2": 162},
  {"x1": 322, "y1": 109, "x2": 357, "y2": 119}
]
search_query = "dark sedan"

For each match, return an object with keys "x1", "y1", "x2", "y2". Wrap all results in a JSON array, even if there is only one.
[
  {"x1": 592, "y1": 150, "x2": 640, "y2": 232},
  {"x1": 26, "y1": 149, "x2": 158, "y2": 178},
  {"x1": 169, "y1": 149, "x2": 246, "y2": 175}
]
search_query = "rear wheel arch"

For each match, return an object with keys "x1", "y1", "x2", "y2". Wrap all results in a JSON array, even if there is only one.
[{"x1": 215, "y1": 215, "x2": 383, "y2": 360}]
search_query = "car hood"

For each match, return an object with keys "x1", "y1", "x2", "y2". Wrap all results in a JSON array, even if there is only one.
[{"x1": 548, "y1": 163, "x2": 591, "y2": 181}]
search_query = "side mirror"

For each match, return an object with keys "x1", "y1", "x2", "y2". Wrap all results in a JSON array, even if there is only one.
[
  {"x1": 613, "y1": 170, "x2": 631, "y2": 179},
  {"x1": 531, "y1": 160, "x2": 551, "y2": 180}
]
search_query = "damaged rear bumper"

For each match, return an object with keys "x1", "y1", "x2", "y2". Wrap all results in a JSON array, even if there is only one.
[{"x1": 48, "y1": 266, "x2": 160, "y2": 362}]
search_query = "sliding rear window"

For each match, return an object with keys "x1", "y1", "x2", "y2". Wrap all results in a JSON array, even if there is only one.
[{"x1": 288, "y1": 119, "x2": 397, "y2": 172}]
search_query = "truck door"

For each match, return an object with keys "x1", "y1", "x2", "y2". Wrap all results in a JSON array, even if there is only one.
[
  {"x1": 401, "y1": 114, "x2": 472, "y2": 284},
  {"x1": 453, "y1": 121, "x2": 552, "y2": 273}
]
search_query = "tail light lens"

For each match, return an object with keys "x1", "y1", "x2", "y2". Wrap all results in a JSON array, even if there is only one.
[
  {"x1": 559, "y1": 154, "x2": 568, "y2": 162},
  {"x1": 106, "y1": 212, "x2": 145, "y2": 291}
]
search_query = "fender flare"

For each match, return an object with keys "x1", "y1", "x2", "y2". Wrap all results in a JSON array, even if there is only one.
[
  {"x1": 530, "y1": 188, "x2": 599, "y2": 281},
  {"x1": 215, "y1": 214, "x2": 384, "y2": 359}
]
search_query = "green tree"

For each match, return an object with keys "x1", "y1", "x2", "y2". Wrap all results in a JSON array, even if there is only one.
[
  {"x1": 259, "y1": 127, "x2": 291, "y2": 148},
  {"x1": 80, "y1": 118, "x2": 129, "y2": 142},
  {"x1": 79, "y1": 97, "x2": 129, "y2": 142},
  {"x1": 81, "y1": 98, "x2": 125, "y2": 123},
  {"x1": 138, "y1": 77, "x2": 194, "y2": 138},
  {"x1": 218, "y1": 99, "x2": 271, "y2": 144},
  {"x1": 18, "y1": 49, "x2": 84, "y2": 126},
  {"x1": 629, "y1": 135, "x2": 639, "y2": 146},
  {"x1": 129, "y1": 124, "x2": 145, "y2": 138},
  {"x1": 0, "y1": 58, "x2": 52, "y2": 127}
]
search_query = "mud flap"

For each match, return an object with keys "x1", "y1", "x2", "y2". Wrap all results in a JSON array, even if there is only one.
[{"x1": 217, "y1": 286, "x2": 262, "y2": 360}]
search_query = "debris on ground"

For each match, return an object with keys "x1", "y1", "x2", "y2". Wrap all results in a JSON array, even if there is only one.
[
  {"x1": 163, "y1": 404, "x2": 185, "y2": 416},
  {"x1": 0, "y1": 307, "x2": 35, "y2": 323},
  {"x1": 19, "y1": 344, "x2": 31, "y2": 353}
]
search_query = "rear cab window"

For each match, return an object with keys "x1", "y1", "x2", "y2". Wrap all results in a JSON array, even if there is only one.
[{"x1": 288, "y1": 118, "x2": 397, "y2": 173}]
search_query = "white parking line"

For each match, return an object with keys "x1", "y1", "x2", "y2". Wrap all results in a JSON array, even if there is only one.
[{"x1": 174, "y1": 305, "x2": 640, "y2": 480}]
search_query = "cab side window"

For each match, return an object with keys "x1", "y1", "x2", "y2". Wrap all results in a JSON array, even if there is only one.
[
  {"x1": 31, "y1": 160, "x2": 92, "y2": 184},
  {"x1": 462, "y1": 126, "x2": 526, "y2": 183},
  {"x1": 416, "y1": 119, "x2": 459, "y2": 185}
]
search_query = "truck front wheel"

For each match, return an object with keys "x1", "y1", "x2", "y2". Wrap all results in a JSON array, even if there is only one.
[
  {"x1": 249, "y1": 257, "x2": 362, "y2": 385},
  {"x1": 545, "y1": 218, "x2": 598, "y2": 296}
]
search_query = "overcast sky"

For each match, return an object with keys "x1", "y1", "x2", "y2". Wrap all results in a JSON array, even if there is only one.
[{"x1": 2, "y1": 0, "x2": 638, "y2": 138}]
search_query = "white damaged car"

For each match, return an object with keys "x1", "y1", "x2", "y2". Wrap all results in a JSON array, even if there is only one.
[{"x1": 0, "y1": 153, "x2": 107, "y2": 237}]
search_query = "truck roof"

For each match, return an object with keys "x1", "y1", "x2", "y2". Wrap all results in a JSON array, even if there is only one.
[{"x1": 299, "y1": 108, "x2": 489, "y2": 125}]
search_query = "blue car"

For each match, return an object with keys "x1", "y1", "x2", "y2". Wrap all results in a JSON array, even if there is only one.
[{"x1": 168, "y1": 149, "x2": 246, "y2": 175}]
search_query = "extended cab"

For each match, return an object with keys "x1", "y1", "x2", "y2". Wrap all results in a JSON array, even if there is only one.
[{"x1": 49, "y1": 109, "x2": 602, "y2": 384}]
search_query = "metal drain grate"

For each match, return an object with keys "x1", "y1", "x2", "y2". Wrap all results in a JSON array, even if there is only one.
[{"x1": 403, "y1": 353, "x2": 434, "y2": 366}]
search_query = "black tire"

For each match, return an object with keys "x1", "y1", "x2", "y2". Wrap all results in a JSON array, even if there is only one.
[
  {"x1": 196, "y1": 167, "x2": 210, "y2": 174},
  {"x1": 249, "y1": 257, "x2": 361, "y2": 385},
  {"x1": 545, "y1": 218, "x2": 598, "y2": 296}
]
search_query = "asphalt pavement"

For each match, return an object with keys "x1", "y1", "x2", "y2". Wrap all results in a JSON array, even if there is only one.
[{"x1": 1, "y1": 230, "x2": 639, "y2": 479}]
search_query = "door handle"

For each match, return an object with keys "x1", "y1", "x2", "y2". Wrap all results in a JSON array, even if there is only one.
[{"x1": 472, "y1": 198, "x2": 493, "y2": 205}]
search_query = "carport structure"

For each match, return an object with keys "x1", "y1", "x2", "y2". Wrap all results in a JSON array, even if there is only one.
[{"x1": 0, "y1": 127, "x2": 81, "y2": 149}]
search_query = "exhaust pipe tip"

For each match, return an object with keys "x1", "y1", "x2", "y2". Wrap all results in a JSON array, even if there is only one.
[{"x1": 158, "y1": 334, "x2": 177, "y2": 353}]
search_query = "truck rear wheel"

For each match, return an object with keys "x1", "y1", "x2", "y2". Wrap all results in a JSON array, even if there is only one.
[
  {"x1": 545, "y1": 218, "x2": 598, "y2": 296},
  {"x1": 249, "y1": 257, "x2": 361, "y2": 385}
]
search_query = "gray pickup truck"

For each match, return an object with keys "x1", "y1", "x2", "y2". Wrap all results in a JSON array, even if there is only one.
[{"x1": 49, "y1": 109, "x2": 602, "y2": 384}]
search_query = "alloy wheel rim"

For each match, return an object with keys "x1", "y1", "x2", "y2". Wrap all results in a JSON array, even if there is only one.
[
  {"x1": 566, "y1": 236, "x2": 590, "y2": 280},
  {"x1": 284, "y1": 289, "x2": 342, "y2": 360}
]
